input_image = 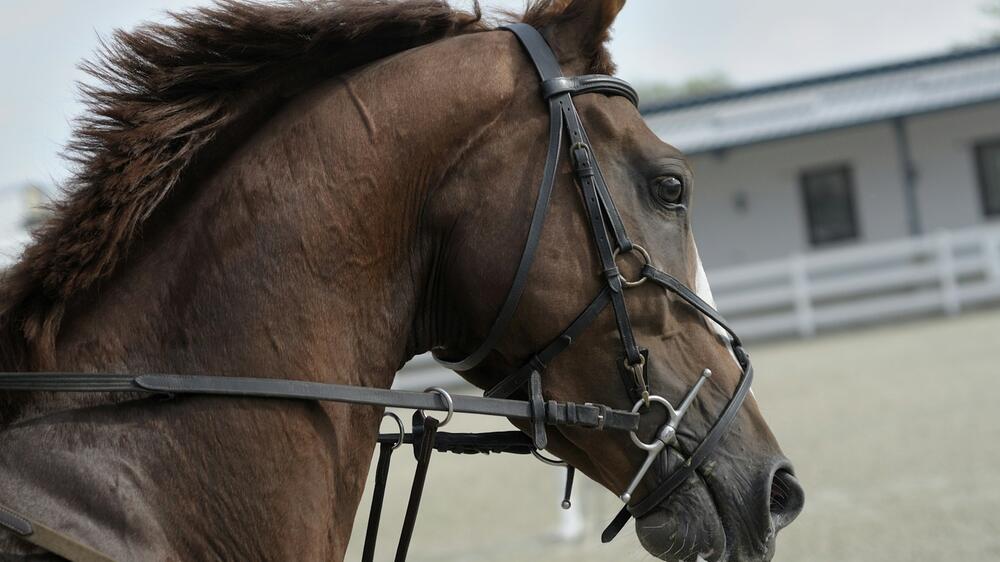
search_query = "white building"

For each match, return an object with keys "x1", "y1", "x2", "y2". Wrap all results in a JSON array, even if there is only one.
[
  {"x1": 644, "y1": 44, "x2": 1000, "y2": 270},
  {"x1": 640, "y1": 44, "x2": 1000, "y2": 340}
]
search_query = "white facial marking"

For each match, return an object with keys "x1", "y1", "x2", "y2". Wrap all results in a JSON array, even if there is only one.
[{"x1": 692, "y1": 243, "x2": 745, "y2": 377}]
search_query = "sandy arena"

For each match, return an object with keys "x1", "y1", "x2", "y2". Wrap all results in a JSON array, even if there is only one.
[{"x1": 347, "y1": 307, "x2": 1000, "y2": 561}]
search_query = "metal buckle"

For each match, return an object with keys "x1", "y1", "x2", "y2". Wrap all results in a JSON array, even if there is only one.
[
  {"x1": 583, "y1": 402, "x2": 608, "y2": 430},
  {"x1": 622, "y1": 353, "x2": 649, "y2": 405},
  {"x1": 613, "y1": 244, "x2": 650, "y2": 288}
]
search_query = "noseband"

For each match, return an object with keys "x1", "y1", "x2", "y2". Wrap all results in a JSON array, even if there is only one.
[{"x1": 432, "y1": 24, "x2": 755, "y2": 542}]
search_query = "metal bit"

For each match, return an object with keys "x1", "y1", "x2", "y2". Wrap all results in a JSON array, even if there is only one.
[{"x1": 620, "y1": 369, "x2": 712, "y2": 504}]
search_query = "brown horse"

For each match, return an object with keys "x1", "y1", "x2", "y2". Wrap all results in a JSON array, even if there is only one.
[{"x1": 0, "y1": 1, "x2": 802, "y2": 560}]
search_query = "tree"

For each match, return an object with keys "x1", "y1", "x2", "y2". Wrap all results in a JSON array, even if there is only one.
[
  {"x1": 635, "y1": 72, "x2": 732, "y2": 107},
  {"x1": 985, "y1": 1, "x2": 1000, "y2": 42}
]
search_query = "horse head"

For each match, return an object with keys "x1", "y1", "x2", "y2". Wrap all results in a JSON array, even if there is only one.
[{"x1": 430, "y1": 2, "x2": 804, "y2": 559}]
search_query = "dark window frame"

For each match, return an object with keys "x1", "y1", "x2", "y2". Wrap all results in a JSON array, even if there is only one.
[
  {"x1": 974, "y1": 137, "x2": 1000, "y2": 218},
  {"x1": 799, "y1": 164, "x2": 861, "y2": 247}
]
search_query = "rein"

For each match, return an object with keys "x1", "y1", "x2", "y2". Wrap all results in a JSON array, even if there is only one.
[{"x1": 0, "y1": 23, "x2": 753, "y2": 561}]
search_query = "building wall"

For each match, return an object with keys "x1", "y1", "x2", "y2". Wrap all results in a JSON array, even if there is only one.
[
  {"x1": 680, "y1": 100, "x2": 1000, "y2": 270},
  {"x1": 907, "y1": 102, "x2": 1000, "y2": 232}
]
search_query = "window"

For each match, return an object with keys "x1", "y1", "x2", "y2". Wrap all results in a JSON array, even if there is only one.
[
  {"x1": 976, "y1": 139, "x2": 1000, "y2": 217},
  {"x1": 800, "y1": 165, "x2": 860, "y2": 246}
]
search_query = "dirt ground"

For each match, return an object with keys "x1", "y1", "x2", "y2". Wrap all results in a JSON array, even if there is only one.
[{"x1": 346, "y1": 307, "x2": 1000, "y2": 561}]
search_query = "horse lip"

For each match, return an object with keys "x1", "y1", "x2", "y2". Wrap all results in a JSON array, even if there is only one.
[{"x1": 634, "y1": 473, "x2": 729, "y2": 562}]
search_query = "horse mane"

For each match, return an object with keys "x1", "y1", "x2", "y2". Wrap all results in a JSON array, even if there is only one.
[{"x1": 0, "y1": 0, "x2": 613, "y2": 371}]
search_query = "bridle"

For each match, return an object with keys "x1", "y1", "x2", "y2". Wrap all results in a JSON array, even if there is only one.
[
  {"x1": 431, "y1": 24, "x2": 755, "y2": 542},
  {"x1": 0, "y1": 23, "x2": 752, "y2": 562}
]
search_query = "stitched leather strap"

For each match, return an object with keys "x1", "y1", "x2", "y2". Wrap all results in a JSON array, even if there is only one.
[
  {"x1": 563, "y1": 103, "x2": 643, "y2": 370},
  {"x1": 542, "y1": 75, "x2": 639, "y2": 107}
]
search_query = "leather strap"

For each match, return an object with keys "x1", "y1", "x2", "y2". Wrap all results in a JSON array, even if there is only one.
[
  {"x1": 377, "y1": 430, "x2": 535, "y2": 456},
  {"x1": 563, "y1": 103, "x2": 643, "y2": 371},
  {"x1": 361, "y1": 442, "x2": 394, "y2": 562},
  {"x1": 542, "y1": 75, "x2": 639, "y2": 107},
  {"x1": 485, "y1": 288, "x2": 610, "y2": 399},
  {"x1": 501, "y1": 23, "x2": 563, "y2": 80},
  {"x1": 0, "y1": 373, "x2": 639, "y2": 433},
  {"x1": 433, "y1": 92, "x2": 564, "y2": 372},
  {"x1": 601, "y1": 264, "x2": 755, "y2": 541},
  {"x1": 432, "y1": 23, "x2": 639, "y2": 372},
  {"x1": 579, "y1": 124, "x2": 634, "y2": 253},
  {"x1": 641, "y1": 264, "x2": 745, "y2": 349},
  {"x1": 394, "y1": 413, "x2": 440, "y2": 561},
  {"x1": 528, "y1": 370, "x2": 547, "y2": 449},
  {"x1": 0, "y1": 504, "x2": 114, "y2": 562}
]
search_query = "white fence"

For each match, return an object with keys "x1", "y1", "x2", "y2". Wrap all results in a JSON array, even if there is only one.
[
  {"x1": 398, "y1": 223, "x2": 1000, "y2": 385},
  {"x1": 710, "y1": 224, "x2": 1000, "y2": 341}
]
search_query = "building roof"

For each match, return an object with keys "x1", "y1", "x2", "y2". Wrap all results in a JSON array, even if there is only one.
[{"x1": 642, "y1": 43, "x2": 1000, "y2": 154}]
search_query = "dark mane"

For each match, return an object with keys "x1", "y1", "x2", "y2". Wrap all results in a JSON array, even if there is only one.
[{"x1": 0, "y1": 0, "x2": 612, "y2": 370}]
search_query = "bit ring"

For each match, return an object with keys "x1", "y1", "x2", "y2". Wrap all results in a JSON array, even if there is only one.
[
  {"x1": 628, "y1": 395, "x2": 674, "y2": 451},
  {"x1": 531, "y1": 449, "x2": 568, "y2": 467}
]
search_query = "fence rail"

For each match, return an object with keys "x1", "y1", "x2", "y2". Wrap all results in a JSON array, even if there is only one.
[
  {"x1": 4, "y1": 223, "x2": 996, "y2": 378},
  {"x1": 397, "y1": 224, "x2": 1000, "y2": 385},
  {"x1": 711, "y1": 224, "x2": 1000, "y2": 341}
]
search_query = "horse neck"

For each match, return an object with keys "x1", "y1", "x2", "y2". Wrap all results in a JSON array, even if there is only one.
[
  {"x1": 10, "y1": 34, "x2": 522, "y2": 424},
  {"x1": 49, "y1": 84, "x2": 448, "y2": 392}
]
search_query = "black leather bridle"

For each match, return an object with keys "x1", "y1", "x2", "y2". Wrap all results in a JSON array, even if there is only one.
[
  {"x1": 431, "y1": 24, "x2": 755, "y2": 542},
  {"x1": 0, "y1": 23, "x2": 753, "y2": 561}
]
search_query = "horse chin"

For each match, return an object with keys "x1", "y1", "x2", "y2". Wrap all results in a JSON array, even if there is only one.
[{"x1": 634, "y1": 479, "x2": 727, "y2": 562}]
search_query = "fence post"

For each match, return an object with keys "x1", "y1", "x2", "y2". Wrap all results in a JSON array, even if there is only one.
[
  {"x1": 986, "y1": 232, "x2": 1000, "y2": 287},
  {"x1": 790, "y1": 255, "x2": 815, "y2": 337},
  {"x1": 937, "y1": 230, "x2": 960, "y2": 315}
]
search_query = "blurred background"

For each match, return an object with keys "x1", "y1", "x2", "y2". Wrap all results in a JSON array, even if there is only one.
[{"x1": 2, "y1": 1, "x2": 999, "y2": 560}]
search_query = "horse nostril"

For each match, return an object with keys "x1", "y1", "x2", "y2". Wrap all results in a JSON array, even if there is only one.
[{"x1": 769, "y1": 467, "x2": 804, "y2": 531}]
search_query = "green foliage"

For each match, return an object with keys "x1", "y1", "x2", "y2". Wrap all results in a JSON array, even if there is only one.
[
  {"x1": 986, "y1": 0, "x2": 1000, "y2": 41},
  {"x1": 634, "y1": 72, "x2": 732, "y2": 107}
]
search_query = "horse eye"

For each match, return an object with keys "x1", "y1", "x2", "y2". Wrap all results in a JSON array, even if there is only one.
[{"x1": 654, "y1": 175, "x2": 685, "y2": 205}]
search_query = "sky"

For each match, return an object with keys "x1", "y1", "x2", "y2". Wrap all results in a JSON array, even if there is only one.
[{"x1": 0, "y1": 0, "x2": 996, "y2": 192}]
